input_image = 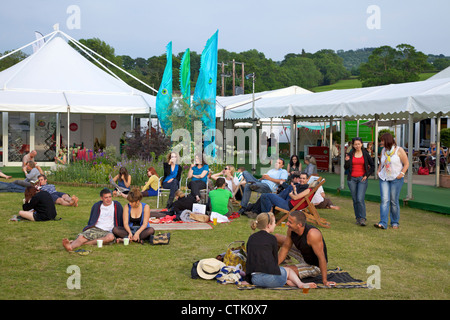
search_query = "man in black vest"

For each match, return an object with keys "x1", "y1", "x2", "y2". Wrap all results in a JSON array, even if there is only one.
[{"x1": 275, "y1": 210, "x2": 336, "y2": 287}]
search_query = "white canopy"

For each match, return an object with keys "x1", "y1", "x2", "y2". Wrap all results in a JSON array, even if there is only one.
[
  {"x1": 427, "y1": 66, "x2": 450, "y2": 81},
  {"x1": 222, "y1": 78, "x2": 450, "y2": 120},
  {"x1": 215, "y1": 85, "x2": 312, "y2": 119},
  {"x1": 0, "y1": 31, "x2": 156, "y2": 115}
]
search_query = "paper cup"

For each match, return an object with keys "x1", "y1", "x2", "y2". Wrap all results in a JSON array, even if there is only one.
[
  {"x1": 213, "y1": 218, "x2": 217, "y2": 225},
  {"x1": 123, "y1": 238, "x2": 129, "y2": 245},
  {"x1": 97, "y1": 239, "x2": 103, "y2": 248}
]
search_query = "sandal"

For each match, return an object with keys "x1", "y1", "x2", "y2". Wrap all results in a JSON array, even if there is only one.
[{"x1": 374, "y1": 223, "x2": 385, "y2": 229}]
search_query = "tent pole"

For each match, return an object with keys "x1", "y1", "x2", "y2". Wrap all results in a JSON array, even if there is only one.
[
  {"x1": 67, "y1": 107, "x2": 70, "y2": 164},
  {"x1": 329, "y1": 117, "x2": 333, "y2": 173},
  {"x1": 436, "y1": 113, "x2": 442, "y2": 187},
  {"x1": 290, "y1": 116, "x2": 295, "y2": 157},
  {"x1": 374, "y1": 115, "x2": 379, "y2": 180},
  {"x1": 340, "y1": 118, "x2": 345, "y2": 190},
  {"x1": 407, "y1": 113, "x2": 413, "y2": 199}
]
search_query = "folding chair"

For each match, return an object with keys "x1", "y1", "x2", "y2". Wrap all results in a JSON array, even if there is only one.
[
  {"x1": 185, "y1": 177, "x2": 209, "y2": 204},
  {"x1": 156, "y1": 176, "x2": 181, "y2": 208},
  {"x1": 273, "y1": 177, "x2": 330, "y2": 228}
]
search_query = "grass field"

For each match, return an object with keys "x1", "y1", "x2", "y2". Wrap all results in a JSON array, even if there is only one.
[
  {"x1": 311, "y1": 72, "x2": 438, "y2": 93},
  {"x1": 0, "y1": 179, "x2": 448, "y2": 301}
]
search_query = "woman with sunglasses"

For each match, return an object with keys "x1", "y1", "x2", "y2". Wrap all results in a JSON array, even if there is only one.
[{"x1": 344, "y1": 137, "x2": 374, "y2": 226}]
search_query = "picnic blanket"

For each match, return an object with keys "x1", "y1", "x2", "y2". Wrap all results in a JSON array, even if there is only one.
[
  {"x1": 237, "y1": 268, "x2": 368, "y2": 290},
  {"x1": 150, "y1": 222, "x2": 212, "y2": 230}
]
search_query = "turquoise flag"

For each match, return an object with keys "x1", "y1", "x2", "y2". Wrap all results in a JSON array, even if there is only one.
[
  {"x1": 193, "y1": 30, "x2": 219, "y2": 157},
  {"x1": 193, "y1": 30, "x2": 218, "y2": 151},
  {"x1": 180, "y1": 48, "x2": 191, "y2": 106},
  {"x1": 156, "y1": 41, "x2": 173, "y2": 135}
]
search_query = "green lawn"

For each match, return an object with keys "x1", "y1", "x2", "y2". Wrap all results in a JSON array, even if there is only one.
[
  {"x1": 311, "y1": 72, "x2": 439, "y2": 93},
  {"x1": 0, "y1": 179, "x2": 448, "y2": 301}
]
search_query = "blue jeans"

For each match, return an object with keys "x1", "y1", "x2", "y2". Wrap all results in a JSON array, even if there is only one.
[
  {"x1": 379, "y1": 177, "x2": 404, "y2": 228},
  {"x1": 0, "y1": 181, "x2": 26, "y2": 193},
  {"x1": 251, "y1": 267, "x2": 287, "y2": 288},
  {"x1": 240, "y1": 171, "x2": 272, "y2": 209},
  {"x1": 347, "y1": 176, "x2": 368, "y2": 221},
  {"x1": 260, "y1": 193, "x2": 290, "y2": 212}
]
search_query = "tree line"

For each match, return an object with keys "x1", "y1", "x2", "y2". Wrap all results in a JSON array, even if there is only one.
[{"x1": 1, "y1": 38, "x2": 449, "y2": 94}]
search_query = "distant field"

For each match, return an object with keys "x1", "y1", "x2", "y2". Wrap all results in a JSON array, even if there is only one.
[{"x1": 311, "y1": 72, "x2": 439, "y2": 93}]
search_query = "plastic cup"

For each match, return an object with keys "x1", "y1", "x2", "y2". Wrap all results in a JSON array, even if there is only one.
[
  {"x1": 213, "y1": 218, "x2": 217, "y2": 225},
  {"x1": 302, "y1": 284, "x2": 310, "y2": 294},
  {"x1": 123, "y1": 238, "x2": 129, "y2": 246},
  {"x1": 97, "y1": 239, "x2": 103, "y2": 248},
  {"x1": 281, "y1": 222, "x2": 286, "y2": 227}
]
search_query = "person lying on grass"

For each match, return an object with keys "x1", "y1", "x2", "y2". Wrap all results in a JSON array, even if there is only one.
[
  {"x1": 38, "y1": 175, "x2": 79, "y2": 207},
  {"x1": 62, "y1": 188, "x2": 123, "y2": 252}
]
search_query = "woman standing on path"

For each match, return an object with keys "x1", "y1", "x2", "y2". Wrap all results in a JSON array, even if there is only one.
[
  {"x1": 375, "y1": 133, "x2": 409, "y2": 230},
  {"x1": 344, "y1": 137, "x2": 374, "y2": 226}
]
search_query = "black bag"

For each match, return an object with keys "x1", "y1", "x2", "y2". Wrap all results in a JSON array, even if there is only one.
[
  {"x1": 191, "y1": 260, "x2": 200, "y2": 279},
  {"x1": 149, "y1": 232, "x2": 171, "y2": 245}
]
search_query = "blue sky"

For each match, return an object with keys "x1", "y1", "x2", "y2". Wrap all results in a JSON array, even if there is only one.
[{"x1": 1, "y1": 0, "x2": 449, "y2": 61}]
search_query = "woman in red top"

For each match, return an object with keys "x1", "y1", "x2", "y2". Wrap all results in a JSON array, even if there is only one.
[{"x1": 344, "y1": 137, "x2": 374, "y2": 226}]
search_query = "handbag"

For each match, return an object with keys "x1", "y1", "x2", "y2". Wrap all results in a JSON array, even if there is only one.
[
  {"x1": 149, "y1": 232, "x2": 171, "y2": 245},
  {"x1": 223, "y1": 241, "x2": 247, "y2": 271},
  {"x1": 189, "y1": 212, "x2": 210, "y2": 223},
  {"x1": 418, "y1": 166, "x2": 429, "y2": 175}
]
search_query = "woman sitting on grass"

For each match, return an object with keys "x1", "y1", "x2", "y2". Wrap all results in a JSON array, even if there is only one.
[
  {"x1": 141, "y1": 167, "x2": 159, "y2": 197},
  {"x1": 112, "y1": 167, "x2": 132, "y2": 198},
  {"x1": 245, "y1": 212, "x2": 317, "y2": 289},
  {"x1": 13, "y1": 186, "x2": 57, "y2": 222},
  {"x1": 113, "y1": 188, "x2": 154, "y2": 244}
]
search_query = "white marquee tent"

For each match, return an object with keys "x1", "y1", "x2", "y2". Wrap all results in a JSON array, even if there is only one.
[
  {"x1": 221, "y1": 78, "x2": 450, "y2": 121},
  {"x1": 219, "y1": 75, "x2": 450, "y2": 198},
  {"x1": 0, "y1": 30, "x2": 157, "y2": 115}
]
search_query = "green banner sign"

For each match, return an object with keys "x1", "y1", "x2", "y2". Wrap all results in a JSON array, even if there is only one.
[{"x1": 345, "y1": 120, "x2": 373, "y2": 142}]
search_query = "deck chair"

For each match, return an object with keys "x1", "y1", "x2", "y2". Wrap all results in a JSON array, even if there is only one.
[
  {"x1": 156, "y1": 176, "x2": 181, "y2": 208},
  {"x1": 273, "y1": 177, "x2": 330, "y2": 228}
]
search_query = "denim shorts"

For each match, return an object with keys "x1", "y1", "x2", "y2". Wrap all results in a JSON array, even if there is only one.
[{"x1": 251, "y1": 267, "x2": 287, "y2": 288}]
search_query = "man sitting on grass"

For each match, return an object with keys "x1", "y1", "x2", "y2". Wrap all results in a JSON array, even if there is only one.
[
  {"x1": 275, "y1": 210, "x2": 336, "y2": 287},
  {"x1": 208, "y1": 177, "x2": 233, "y2": 217},
  {"x1": 62, "y1": 188, "x2": 123, "y2": 252},
  {"x1": 38, "y1": 175, "x2": 79, "y2": 207}
]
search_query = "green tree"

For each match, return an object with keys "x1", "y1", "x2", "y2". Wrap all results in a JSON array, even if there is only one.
[
  {"x1": 359, "y1": 44, "x2": 431, "y2": 87},
  {"x1": 0, "y1": 50, "x2": 28, "y2": 72}
]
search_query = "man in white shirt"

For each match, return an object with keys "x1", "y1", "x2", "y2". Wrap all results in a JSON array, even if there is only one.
[
  {"x1": 239, "y1": 158, "x2": 288, "y2": 212},
  {"x1": 62, "y1": 188, "x2": 123, "y2": 252}
]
